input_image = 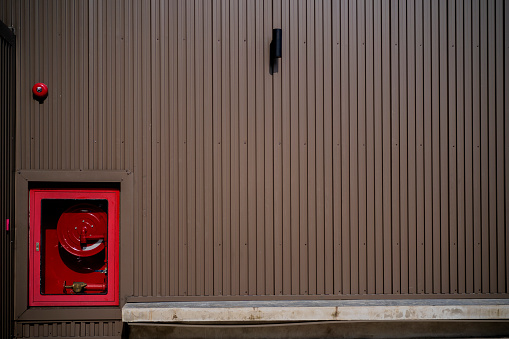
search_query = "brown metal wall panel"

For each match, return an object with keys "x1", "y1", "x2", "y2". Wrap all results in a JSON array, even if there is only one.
[
  {"x1": 506, "y1": 0, "x2": 509, "y2": 295},
  {"x1": 306, "y1": 0, "x2": 317, "y2": 296},
  {"x1": 399, "y1": 0, "x2": 408, "y2": 295},
  {"x1": 415, "y1": 0, "x2": 425, "y2": 295},
  {"x1": 439, "y1": 0, "x2": 449, "y2": 295},
  {"x1": 456, "y1": 0, "x2": 465, "y2": 295},
  {"x1": 423, "y1": 0, "x2": 433, "y2": 294},
  {"x1": 495, "y1": 0, "x2": 506, "y2": 293},
  {"x1": 448, "y1": 0, "x2": 457, "y2": 295},
  {"x1": 15, "y1": 321, "x2": 122, "y2": 338},
  {"x1": 406, "y1": 0, "x2": 417, "y2": 295},
  {"x1": 0, "y1": 19, "x2": 15, "y2": 339},
  {"x1": 264, "y1": 0, "x2": 275, "y2": 296},
  {"x1": 372, "y1": 0, "x2": 383, "y2": 295},
  {"x1": 472, "y1": 0, "x2": 482, "y2": 294},
  {"x1": 9, "y1": 0, "x2": 509, "y2": 301},
  {"x1": 322, "y1": 0, "x2": 333, "y2": 296},
  {"x1": 273, "y1": 0, "x2": 283, "y2": 296},
  {"x1": 365, "y1": 0, "x2": 375, "y2": 295},
  {"x1": 479, "y1": 0, "x2": 489, "y2": 294},
  {"x1": 250, "y1": 0, "x2": 261, "y2": 296},
  {"x1": 356, "y1": 0, "x2": 366, "y2": 296},
  {"x1": 487, "y1": 0, "x2": 497, "y2": 294},
  {"x1": 340, "y1": 0, "x2": 350, "y2": 295},
  {"x1": 431, "y1": 0, "x2": 440, "y2": 294},
  {"x1": 211, "y1": 0, "x2": 221, "y2": 296},
  {"x1": 464, "y1": 0, "x2": 474, "y2": 294},
  {"x1": 290, "y1": 0, "x2": 301, "y2": 295},
  {"x1": 390, "y1": 0, "x2": 400, "y2": 295}
]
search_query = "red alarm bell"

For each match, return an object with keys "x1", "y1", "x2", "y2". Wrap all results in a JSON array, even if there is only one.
[{"x1": 32, "y1": 82, "x2": 48, "y2": 98}]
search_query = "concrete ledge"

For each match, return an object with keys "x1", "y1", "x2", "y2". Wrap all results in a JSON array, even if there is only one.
[{"x1": 122, "y1": 299, "x2": 509, "y2": 323}]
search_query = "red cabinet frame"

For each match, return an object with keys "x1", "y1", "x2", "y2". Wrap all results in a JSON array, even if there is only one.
[{"x1": 29, "y1": 189, "x2": 119, "y2": 306}]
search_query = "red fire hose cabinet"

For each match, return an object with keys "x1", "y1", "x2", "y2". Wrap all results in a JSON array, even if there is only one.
[{"x1": 29, "y1": 189, "x2": 119, "y2": 306}]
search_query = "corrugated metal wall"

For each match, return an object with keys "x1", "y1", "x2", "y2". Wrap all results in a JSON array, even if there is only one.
[
  {"x1": 0, "y1": 19, "x2": 15, "y2": 339},
  {"x1": 15, "y1": 321, "x2": 123, "y2": 338},
  {"x1": 9, "y1": 0, "x2": 509, "y2": 298}
]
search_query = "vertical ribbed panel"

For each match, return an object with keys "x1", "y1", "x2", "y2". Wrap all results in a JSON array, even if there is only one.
[
  {"x1": 15, "y1": 321, "x2": 122, "y2": 338},
  {"x1": 16, "y1": 0, "x2": 126, "y2": 170},
  {"x1": 0, "y1": 1, "x2": 14, "y2": 27},
  {"x1": 11, "y1": 0, "x2": 509, "y2": 298},
  {"x1": 0, "y1": 19, "x2": 15, "y2": 339}
]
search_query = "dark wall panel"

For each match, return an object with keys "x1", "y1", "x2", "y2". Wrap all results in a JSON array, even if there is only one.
[
  {"x1": 7, "y1": 0, "x2": 509, "y2": 299},
  {"x1": 15, "y1": 321, "x2": 122, "y2": 338},
  {"x1": 0, "y1": 19, "x2": 15, "y2": 339}
]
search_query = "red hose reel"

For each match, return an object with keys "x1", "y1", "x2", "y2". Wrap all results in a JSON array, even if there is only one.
[
  {"x1": 57, "y1": 204, "x2": 107, "y2": 257},
  {"x1": 55, "y1": 204, "x2": 108, "y2": 295}
]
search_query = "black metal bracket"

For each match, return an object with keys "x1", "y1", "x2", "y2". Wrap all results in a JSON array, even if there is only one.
[{"x1": 270, "y1": 28, "x2": 282, "y2": 75}]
